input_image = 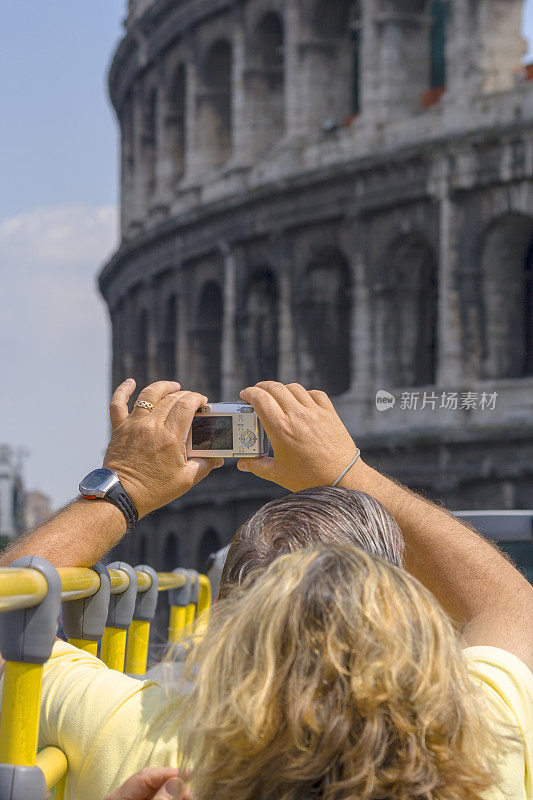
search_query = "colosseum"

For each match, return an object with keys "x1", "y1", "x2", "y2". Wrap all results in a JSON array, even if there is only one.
[{"x1": 100, "y1": 0, "x2": 533, "y2": 574}]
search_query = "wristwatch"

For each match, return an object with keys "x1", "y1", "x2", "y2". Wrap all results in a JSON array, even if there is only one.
[{"x1": 79, "y1": 468, "x2": 139, "y2": 527}]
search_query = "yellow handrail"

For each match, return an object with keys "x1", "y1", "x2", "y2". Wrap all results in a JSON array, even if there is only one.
[
  {"x1": 59, "y1": 567, "x2": 101, "y2": 601},
  {"x1": 35, "y1": 746, "x2": 68, "y2": 790},
  {"x1": 0, "y1": 568, "x2": 48, "y2": 611},
  {"x1": 0, "y1": 566, "x2": 190, "y2": 612},
  {"x1": 157, "y1": 571, "x2": 187, "y2": 591}
]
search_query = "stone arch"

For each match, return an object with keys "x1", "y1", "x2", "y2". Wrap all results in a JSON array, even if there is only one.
[
  {"x1": 242, "y1": 268, "x2": 279, "y2": 384},
  {"x1": 158, "y1": 294, "x2": 177, "y2": 379},
  {"x1": 167, "y1": 63, "x2": 186, "y2": 183},
  {"x1": 477, "y1": 213, "x2": 533, "y2": 379},
  {"x1": 429, "y1": 0, "x2": 447, "y2": 90},
  {"x1": 375, "y1": 233, "x2": 437, "y2": 388},
  {"x1": 143, "y1": 85, "x2": 158, "y2": 198},
  {"x1": 194, "y1": 282, "x2": 223, "y2": 398},
  {"x1": 197, "y1": 528, "x2": 221, "y2": 572},
  {"x1": 305, "y1": 0, "x2": 361, "y2": 125},
  {"x1": 297, "y1": 247, "x2": 352, "y2": 396},
  {"x1": 134, "y1": 307, "x2": 150, "y2": 390},
  {"x1": 163, "y1": 532, "x2": 181, "y2": 570},
  {"x1": 246, "y1": 11, "x2": 285, "y2": 155},
  {"x1": 197, "y1": 39, "x2": 232, "y2": 169}
]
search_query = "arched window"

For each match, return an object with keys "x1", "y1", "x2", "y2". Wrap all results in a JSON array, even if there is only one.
[
  {"x1": 163, "y1": 533, "x2": 181, "y2": 570},
  {"x1": 195, "y1": 282, "x2": 223, "y2": 398},
  {"x1": 299, "y1": 247, "x2": 352, "y2": 396},
  {"x1": 247, "y1": 12, "x2": 285, "y2": 154},
  {"x1": 478, "y1": 214, "x2": 533, "y2": 379},
  {"x1": 159, "y1": 294, "x2": 177, "y2": 379},
  {"x1": 134, "y1": 308, "x2": 149, "y2": 390},
  {"x1": 243, "y1": 269, "x2": 279, "y2": 384},
  {"x1": 310, "y1": 0, "x2": 361, "y2": 121},
  {"x1": 168, "y1": 64, "x2": 186, "y2": 183},
  {"x1": 377, "y1": 234, "x2": 437, "y2": 387},
  {"x1": 143, "y1": 87, "x2": 158, "y2": 197},
  {"x1": 430, "y1": 0, "x2": 447, "y2": 89},
  {"x1": 198, "y1": 40, "x2": 232, "y2": 169},
  {"x1": 198, "y1": 528, "x2": 221, "y2": 572}
]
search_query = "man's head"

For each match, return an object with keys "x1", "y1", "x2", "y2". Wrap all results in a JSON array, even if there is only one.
[{"x1": 219, "y1": 486, "x2": 404, "y2": 598}]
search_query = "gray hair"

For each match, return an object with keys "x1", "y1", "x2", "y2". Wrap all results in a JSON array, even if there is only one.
[{"x1": 219, "y1": 486, "x2": 404, "y2": 597}]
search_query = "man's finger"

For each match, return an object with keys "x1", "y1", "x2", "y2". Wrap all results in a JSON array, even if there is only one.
[
  {"x1": 236, "y1": 456, "x2": 277, "y2": 483},
  {"x1": 164, "y1": 391, "x2": 208, "y2": 432},
  {"x1": 239, "y1": 387, "x2": 284, "y2": 439},
  {"x1": 186, "y1": 457, "x2": 224, "y2": 486},
  {"x1": 253, "y1": 381, "x2": 302, "y2": 413},
  {"x1": 308, "y1": 389, "x2": 335, "y2": 410},
  {"x1": 285, "y1": 383, "x2": 315, "y2": 407},
  {"x1": 109, "y1": 378, "x2": 136, "y2": 430},
  {"x1": 130, "y1": 380, "x2": 181, "y2": 419}
]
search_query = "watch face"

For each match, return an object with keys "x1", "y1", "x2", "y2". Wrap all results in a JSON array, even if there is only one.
[{"x1": 81, "y1": 468, "x2": 114, "y2": 492}]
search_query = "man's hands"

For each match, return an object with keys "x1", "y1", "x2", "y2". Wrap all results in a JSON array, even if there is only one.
[
  {"x1": 236, "y1": 381, "x2": 358, "y2": 491},
  {"x1": 103, "y1": 767, "x2": 192, "y2": 800},
  {"x1": 104, "y1": 379, "x2": 223, "y2": 518}
]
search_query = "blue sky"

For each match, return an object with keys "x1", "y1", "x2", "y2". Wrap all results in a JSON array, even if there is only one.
[{"x1": 1, "y1": 2, "x2": 533, "y2": 510}]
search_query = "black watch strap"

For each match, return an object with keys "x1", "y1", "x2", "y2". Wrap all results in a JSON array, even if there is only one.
[{"x1": 107, "y1": 482, "x2": 139, "y2": 527}]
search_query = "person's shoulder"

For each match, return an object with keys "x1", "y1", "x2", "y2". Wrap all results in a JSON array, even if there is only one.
[{"x1": 463, "y1": 645, "x2": 533, "y2": 693}]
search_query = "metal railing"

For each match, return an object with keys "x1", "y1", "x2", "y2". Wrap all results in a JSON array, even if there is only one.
[{"x1": 0, "y1": 559, "x2": 211, "y2": 799}]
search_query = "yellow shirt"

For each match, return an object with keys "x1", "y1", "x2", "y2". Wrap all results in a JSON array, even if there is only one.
[
  {"x1": 33, "y1": 642, "x2": 533, "y2": 800},
  {"x1": 464, "y1": 646, "x2": 533, "y2": 800}
]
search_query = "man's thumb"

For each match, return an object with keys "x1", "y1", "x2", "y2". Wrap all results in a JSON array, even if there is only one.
[
  {"x1": 236, "y1": 456, "x2": 276, "y2": 481},
  {"x1": 158, "y1": 776, "x2": 191, "y2": 799}
]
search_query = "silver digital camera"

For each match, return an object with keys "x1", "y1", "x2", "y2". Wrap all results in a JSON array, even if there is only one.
[{"x1": 186, "y1": 402, "x2": 269, "y2": 459}]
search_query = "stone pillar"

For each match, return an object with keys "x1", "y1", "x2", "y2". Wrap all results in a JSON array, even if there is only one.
[
  {"x1": 359, "y1": 0, "x2": 379, "y2": 120},
  {"x1": 447, "y1": 0, "x2": 525, "y2": 102},
  {"x1": 231, "y1": 6, "x2": 252, "y2": 166},
  {"x1": 369, "y1": 6, "x2": 432, "y2": 121},
  {"x1": 176, "y1": 281, "x2": 189, "y2": 385},
  {"x1": 183, "y1": 55, "x2": 200, "y2": 185},
  {"x1": 129, "y1": 84, "x2": 146, "y2": 234},
  {"x1": 123, "y1": 290, "x2": 136, "y2": 378},
  {"x1": 153, "y1": 62, "x2": 174, "y2": 211},
  {"x1": 284, "y1": 0, "x2": 304, "y2": 139},
  {"x1": 145, "y1": 281, "x2": 159, "y2": 384},
  {"x1": 273, "y1": 234, "x2": 298, "y2": 383},
  {"x1": 346, "y1": 221, "x2": 373, "y2": 398},
  {"x1": 429, "y1": 154, "x2": 463, "y2": 387},
  {"x1": 219, "y1": 242, "x2": 242, "y2": 399}
]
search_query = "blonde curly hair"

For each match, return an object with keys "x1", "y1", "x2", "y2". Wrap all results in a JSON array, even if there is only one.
[{"x1": 175, "y1": 545, "x2": 509, "y2": 800}]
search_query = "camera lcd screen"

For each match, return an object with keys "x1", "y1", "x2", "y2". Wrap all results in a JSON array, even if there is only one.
[{"x1": 192, "y1": 416, "x2": 233, "y2": 450}]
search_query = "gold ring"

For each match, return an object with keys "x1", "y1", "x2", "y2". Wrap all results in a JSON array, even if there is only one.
[{"x1": 134, "y1": 400, "x2": 155, "y2": 412}]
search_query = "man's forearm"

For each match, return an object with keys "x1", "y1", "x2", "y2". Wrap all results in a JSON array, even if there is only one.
[
  {"x1": 342, "y1": 459, "x2": 533, "y2": 657},
  {"x1": 0, "y1": 499, "x2": 127, "y2": 568}
]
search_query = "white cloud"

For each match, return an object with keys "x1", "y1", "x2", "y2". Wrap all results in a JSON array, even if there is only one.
[
  {"x1": 0, "y1": 204, "x2": 119, "y2": 508},
  {"x1": 0, "y1": 203, "x2": 116, "y2": 269}
]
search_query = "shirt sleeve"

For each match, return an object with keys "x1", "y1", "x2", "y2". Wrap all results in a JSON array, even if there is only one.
[
  {"x1": 38, "y1": 640, "x2": 157, "y2": 781},
  {"x1": 464, "y1": 645, "x2": 533, "y2": 800}
]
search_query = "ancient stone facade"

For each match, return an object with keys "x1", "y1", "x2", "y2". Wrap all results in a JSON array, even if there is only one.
[{"x1": 100, "y1": 0, "x2": 533, "y2": 573}]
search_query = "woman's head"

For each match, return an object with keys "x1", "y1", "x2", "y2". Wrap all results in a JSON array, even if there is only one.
[{"x1": 179, "y1": 545, "x2": 502, "y2": 800}]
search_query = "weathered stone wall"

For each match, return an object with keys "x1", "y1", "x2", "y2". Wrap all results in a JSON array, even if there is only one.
[{"x1": 102, "y1": 0, "x2": 533, "y2": 571}]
